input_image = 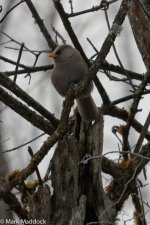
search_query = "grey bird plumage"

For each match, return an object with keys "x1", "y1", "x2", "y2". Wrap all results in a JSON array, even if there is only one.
[{"x1": 49, "y1": 44, "x2": 98, "y2": 122}]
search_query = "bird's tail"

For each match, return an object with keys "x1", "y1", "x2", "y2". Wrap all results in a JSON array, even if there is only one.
[{"x1": 76, "y1": 95, "x2": 99, "y2": 122}]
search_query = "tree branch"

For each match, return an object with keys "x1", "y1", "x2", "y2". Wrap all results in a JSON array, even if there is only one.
[
  {"x1": 122, "y1": 71, "x2": 150, "y2": 152},
  {"x1": 3, "y1": 65, "x2": 53, "y2": 76},
  {"x1": 106, "y1": 141, "x2": 150, "y2": 212},
  {"x1": 103, "y1": 104, "x2": 150, "y2": 140},
  {"x1": 53, "y1": 0, "x2": 89, "y2": 64},
  {"x1": 0, "y1": 87, "x2": 55, "y2": 135},
  {"x1": 0, "y1": 86, "x2": 75, "y2": 197},
  {"x1": 24, "y1": 0, "x2": 56, "y2": 49},
  {"x1": 0, "y1": 54, "x2": 145, "y2": 82},
  {"x1": 89, "y1": 0, "x2": 132, "y2": 77},
  {"x1": 0, "y1": 0, "x2": 25, "y2": 24},
  {"x1": 67, "y1": 0, "x2": 119, "y2": 18},
  {"x1": 0, "y1": 72, "x2": 59, "y2": 127},
  {"x1": 3, "y1": 190, "x2": 28, "y2": 219}
]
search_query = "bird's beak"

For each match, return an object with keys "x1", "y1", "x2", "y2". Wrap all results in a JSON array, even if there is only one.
[{"x1": 48, "y1": 51, "x2": 57, "y2": 59}]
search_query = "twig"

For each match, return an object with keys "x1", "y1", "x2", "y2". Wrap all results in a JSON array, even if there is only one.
[
  {"x1": 54, "y1": 0, "x2": 133, "y2": 108},
  {"x1": 99, "y1": 160, "x2": 145, "y2": 219},
  {"x1": 88, "y1": 0, "x2": 133, "y2": 79},
  {"x1": 137, "y1": 188, "x2": 150, "y2": 209},
  {"x1": 44, "y1": 161, "x2": 52, "y2": 181},
  {"x1": 104, "y1": 72, "x2": 129, "y2": 83},
  {"x1": 0, "y1": 84, "x2": 75, "y2": 197},
  {"x1": 86, "y1": 38, "x2": 111, "y2": 103},
  {"x1": 101, "y1": 61, "x2": 145, "y2": 82},
  {"x1": 25, "y1": 52, "x2": 42, "y2": 84},
  {"x1": 134, "y1": 112, "x2": 150, "y2": 154},
  {"x1": 79, "y1": 148, "x2": 150, "y2": 166},
  {"x1": 112, "y1": 126, "x2": 123, "y2": 144},
  {"x1": 131, "y1": 187, "x2": 147, "y2": 225},
  {"x1": 0, "y1": 40, "x2": 11, "y2": 45},
  {"x1": 0, "y1": 31, "x2": 37, "y2": 56},
  {"x1": 1, "y1": 133, "x2": 45, "y2": 153},
  {"x1": 0, "y1": 0, "x2": 25, "y2": 24},
  {"x1": 87, "y1": 37, "x2": 98, "y2": 54},
  {"x1": 103, "y1": 104, "x2": 150, "y2": 141},
  {"x1": 67, "y1": 0, "x2": 119, "y2": 18},
  {"x1": 93, "y1": 75, "x2": 111, "y2": 105},
  {"x1": 0, "y1": 54, "x2": 53, "y2": 74},
  {"x1": 28, "y1": 147, "x2": 43, "y2": 186},
  {"x1": 5, "y1": 46, "x2": 49, "y2": 53},
  {"x1": 51, "y1": 25, "x2": 66, "y2": 44},
  {"x1": 104, "y1": 9, "x2": 135, "y2": 90},
  {"x1": 122, "y1": 72, "x2": 150, "y2": 153},
  {"x1": 68, "y1": 0, "x2": 73, "y2": 14},
  {"x1": 112, "y1": 89, "x2": 150, "y2": 105},
  {"x1": 74, "y1": 0, "x2": 133, "y2": 108},
  {"x1": 0, "y1": 73, "x2": 59, "y2": 127},
  {"x1": 0, "y1": 54, "x2": 33, "y2": 69},
  {"x1": 14, "y1": 43, "x2": 24, "y2": 83},
  {"x1": 0, "y1": 54, "x2": 145, "y2": 82},
  {"x1": 24, "y1": 0, "x2": 56, "y2": 49},
  {"x1": 0, "y1": 87, "x2": 55, "y2": 135},
  {"x1": 79, "y1": 142, "x2": 150, "y2": 217},
  {"x1": 53, "y1": 0, "x2": 89, "y2": 65},
  {"x1": 1, "y1": 71, "x2": 149, "y2": 143},
  {"x1": 1, "y1": 65, "x2": 53, "y2": 76},
  {"x1": 0, "y1": 31, "x2": 48, "y2": 80}
]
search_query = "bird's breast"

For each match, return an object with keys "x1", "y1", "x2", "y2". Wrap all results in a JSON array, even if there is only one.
[
  {"x1": 51, "y1": 65, "x2": 71, "y2": 97},
  {"x1": 51, "y1": 61, "x2": 92, "y2": 97}
]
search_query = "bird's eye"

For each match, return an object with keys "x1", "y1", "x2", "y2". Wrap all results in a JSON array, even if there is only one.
[{"x1": 56, "y1": 49, "x2": 62, "y2": 55}]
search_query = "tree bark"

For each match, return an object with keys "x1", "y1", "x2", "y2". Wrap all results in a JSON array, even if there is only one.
[
  {"x1": 128, "y1": 0, "x2": 150, "y2": 70},
  {"x1": 48, "y1": 111, "x2": 116, "y2": 224}
]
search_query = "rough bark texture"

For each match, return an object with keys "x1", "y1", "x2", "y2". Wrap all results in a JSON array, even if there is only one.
[
  {"x1": 49, "y1": 111, "x2": 116, "y2": 225},
  {"x1": 28, "y1": 185, "x2": 51, "y2": 223},
  {"x1": 128, "y1": 0, "x2": 150, "y2": 70}
]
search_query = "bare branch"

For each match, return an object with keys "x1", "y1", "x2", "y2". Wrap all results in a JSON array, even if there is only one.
[
  {"x1": 3, "y1": 188, "x2": 28, "y2": 219},
  {"x1": 14, "y1": 43, "x2": 24, "y2": 82},
  {"x1": 51, "y1": 25, "x2": 66, "y2": 44},
  {"x1": 104, "y1": 9, "x2": 135, "y2": 90},
  {"x1": 0, "y1": 87, "x2": 55, "y2": 135},
  {"x1": 0, "y1": 85, "x2": 75, "y2": 197},
  {"x1": 103, "y1": 104, "x2": 150, "y2": 141},
  {"x1": 0, "y1": 31, "x2": 37, "y2": 56},
  {"x1": 94, "y1": 75, "x2": 111, "y2": 105},
  {"x1": 122, "y1": 71, "x2": 150, "y2": 153},
  {"x1": 134, "y1": 112, "x2": 150, "y2": 153},
  {"x1": 24, "y1": 0, "x2": 56, "y2": 49},
  {"x1": 0, "y1": 73, "x2": 59, "y2": 126},
  {"x1": 89, "y1": 0, "x2": 133, "y2": 78},
  {"x1": 0, "y1": 0, "x2": 25, "y2": 24},
  {"x1": 1, "y1": 133, "x2": 45, "y2": 153},
  {"x1": 53, "y1": 0, "x2": 89, "y2": 64},
  {"x1": 28, "y1": 147, "x2": 43, "y2": 187},
  {"x1": 67, "y1": 0, "x2": 119, "y2": 18},
  {"x1": 112, "y1": 90, "x2": 150, "y2": 105},
  {"x1": 2, "y1": 65, "x2": 52, "y2": 76}
]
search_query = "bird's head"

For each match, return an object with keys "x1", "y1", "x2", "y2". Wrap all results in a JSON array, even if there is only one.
[{"x1": 48, "y1": 45, "x2": 82, "y2": 64}]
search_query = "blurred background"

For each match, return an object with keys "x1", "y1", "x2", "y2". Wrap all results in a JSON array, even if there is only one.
[{"x1": 0, "y1": 0, "x2": 149, "y2": 223}]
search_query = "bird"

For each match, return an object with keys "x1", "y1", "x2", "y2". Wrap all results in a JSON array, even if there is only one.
[{"x1": 48, "y1": 44, "x2": 98, "y2": 122}]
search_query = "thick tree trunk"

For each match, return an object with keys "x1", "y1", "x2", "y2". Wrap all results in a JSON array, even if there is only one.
[
  {"x1": 47, "y1": 111, "x2": 116, "y2": 225},
  {"x1": 128, "y1": 0, "x2": 150, "y2": 70}
]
